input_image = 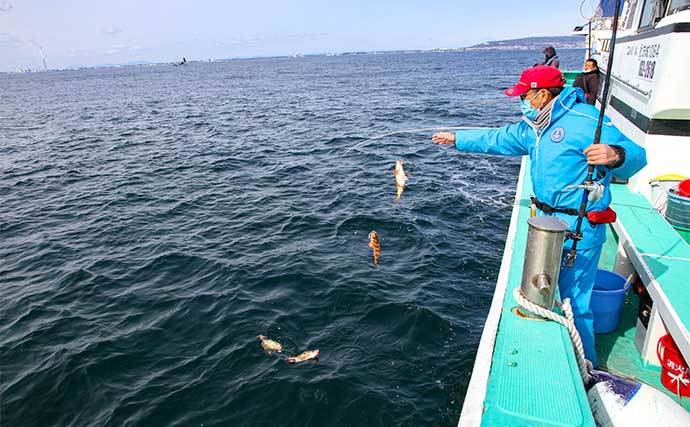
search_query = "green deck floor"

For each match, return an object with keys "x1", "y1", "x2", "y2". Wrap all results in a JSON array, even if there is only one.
[
  {"x1": 481, "y1": 160, "x2": 594, "y2": 426},
  {"x1": 478, "y1": 162, "x2": 690, "y2": 425}
]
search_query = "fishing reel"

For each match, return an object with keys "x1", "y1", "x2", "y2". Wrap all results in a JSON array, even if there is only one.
[{"x1": 565, "y1": 182, "x2": 604, "y2": 202}]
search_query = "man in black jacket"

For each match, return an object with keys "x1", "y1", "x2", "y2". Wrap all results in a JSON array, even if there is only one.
[
  {"x1": 539, "y1": 46, "x2": 560, "y2": 68},
  {"x1": 573, "y1": 59, "x2": 600, "y2": 105}
]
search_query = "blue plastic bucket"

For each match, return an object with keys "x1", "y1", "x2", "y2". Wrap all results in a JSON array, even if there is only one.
[{"x1": 591, "y1": 269, "x2": 630, "y2": 334}]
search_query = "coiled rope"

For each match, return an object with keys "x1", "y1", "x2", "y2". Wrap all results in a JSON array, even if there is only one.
[{"x1": 512, "y1": 288, "x2": 592, "y2": 384}]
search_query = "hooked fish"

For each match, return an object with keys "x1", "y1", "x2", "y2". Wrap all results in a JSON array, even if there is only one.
[
  {"x1": 257, "y1": 335, "x2": 283, "y2": 353},
  {"x1": 393, "y1": 160, "x2": 410, "y2": 202},
  {"x1": 286, "y1": 349, "x2": 320, "y2": 364},
  {"x1": 368, "y1": 231, "x2": 381, "y2": 267}
]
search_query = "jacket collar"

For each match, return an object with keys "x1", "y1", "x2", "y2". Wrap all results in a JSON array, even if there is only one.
[
  {"x1": 550, "y1": 86, "x2": 586, "y2": 124},
  {"x1": 523, "y1": 86, "x2": 586, "y2": 135}
]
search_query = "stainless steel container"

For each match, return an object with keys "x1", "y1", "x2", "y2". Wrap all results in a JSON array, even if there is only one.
[{"x1": 518, "y1": 216, "x2": 569, "y2": 318}]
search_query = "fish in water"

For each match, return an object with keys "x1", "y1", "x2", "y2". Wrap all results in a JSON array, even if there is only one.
[
  {"x1": 257, "y1": 335, "x2": 283, "y2": 353},
  {"x1": 393, "y1": 160, "x2": 410, "y2": 202},
  {"x1": 368, "y1": 231, "x2": 381, "y2": 267},
  {"x1": 286, "y1": 349, "x2": 320, "y2": 364}
]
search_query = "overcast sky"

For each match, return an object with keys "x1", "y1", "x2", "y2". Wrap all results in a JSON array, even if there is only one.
[{"x1": 0, "y1": 0, "x2": 585, "y2": 72}]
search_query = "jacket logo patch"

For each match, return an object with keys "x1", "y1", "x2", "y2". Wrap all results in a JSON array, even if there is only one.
[{"x1": 550, "y1": 127, "x2": 565, "y2": 143}]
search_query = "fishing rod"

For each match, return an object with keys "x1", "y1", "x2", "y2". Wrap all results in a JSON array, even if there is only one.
[
  {"x1": 565, "y1": 0, "x2": 622, "y2": 268},
  {"x1": 340, "y1": 126, "x2": 488, "y2": 157}
]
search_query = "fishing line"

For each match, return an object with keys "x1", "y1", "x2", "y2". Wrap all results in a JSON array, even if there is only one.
[
  {"x1": 339, "y1": 126, "x2": 490, "y2": 157},
  {"x1": 566, "y1": 0, "x2": 622, "y2": 268}
]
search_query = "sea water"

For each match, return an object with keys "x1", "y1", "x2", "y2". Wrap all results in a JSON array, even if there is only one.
[{"x1": 1, "y1": 49, "x2": 581, "y2": 426}]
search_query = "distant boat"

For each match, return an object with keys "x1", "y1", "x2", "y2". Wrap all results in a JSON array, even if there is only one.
[{"x1": 172, "y1": 57, "x2": 187, "y2": 66}]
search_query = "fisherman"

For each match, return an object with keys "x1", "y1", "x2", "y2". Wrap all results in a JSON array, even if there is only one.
[
  {"x1": 538, "y1": 46, "x2": 560, "y2": 68},
  {"x1": 431, "y1": 65, "x2": 646, "y2": 366},
  {"x1": 573, "y1": 58, "x2": 600, "y2": 105}
]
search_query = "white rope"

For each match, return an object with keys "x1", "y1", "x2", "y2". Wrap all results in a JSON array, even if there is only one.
[
  {"x1": 513, "y1": 288, "x2": 592, "y2": 384},
  {"x1": 338, "y1": 126, "x2": 489, "y2": 157},
  {"x1": 667, "y1": 371, "x2": 690, "y2": 403}
]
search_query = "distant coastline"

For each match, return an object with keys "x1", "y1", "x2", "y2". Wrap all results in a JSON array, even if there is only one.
[
  {"x1": 338, "y1": 35, "x2": 583, "y2": 55},
  {"x1": 458, "y1": 35, "x2": 583, "y2": 51},
  {"x1": 5, "y1": 35, "x2": 584, "y2": 74}
]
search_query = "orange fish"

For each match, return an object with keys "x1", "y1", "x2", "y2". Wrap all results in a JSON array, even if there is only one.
[
  {"x1": 393, "y1": 160, "x2": 410, "y2": 202},
  {"x1": 286, "y1": 349, "x2": 320, "y2": 363},
  {"x1": 368, "y1": 231, "x2": 381, "y2": 267}
]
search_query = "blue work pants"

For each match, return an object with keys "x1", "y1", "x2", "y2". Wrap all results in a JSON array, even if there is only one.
[{"x1": 558, "y1": 245, "x2": 603, "y2": 367}]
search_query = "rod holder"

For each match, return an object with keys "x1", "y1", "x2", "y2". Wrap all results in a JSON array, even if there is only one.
[{"x1": 517, "y1": 216, "x2": 569, "y2": 318}]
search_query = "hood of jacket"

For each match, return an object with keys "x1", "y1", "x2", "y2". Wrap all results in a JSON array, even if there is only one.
[
  {"x1": 523, "y1": 86, "x2": 586, "y2": 133},
  {"x1": 550, "y1": 86, "x2": 587, "y2": 125}
]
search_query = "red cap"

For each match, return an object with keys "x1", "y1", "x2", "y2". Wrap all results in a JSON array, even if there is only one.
[{"x1": 504, "y1": 65, "x2": 565, "y2": 97}]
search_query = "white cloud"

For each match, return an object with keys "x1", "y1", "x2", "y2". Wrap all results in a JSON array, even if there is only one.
[
  {"x1": 213, "y1": 32, "x2": 328, "y2": 49},
  {"x1": 0, "y1": 32, "x2": 23, "y2": 48},
  {"x1": 0, "y1": 2, "x2": 12, "y2": 12},
  {"x1": 101, "y1": 25, "x2": 124, "y2": 36},
  {"x1": 103, "y1": 43, "x2": 145, "y2": 56},
  {"x1": 68, "y1": 47, "x2": 90, "y2": 58}
]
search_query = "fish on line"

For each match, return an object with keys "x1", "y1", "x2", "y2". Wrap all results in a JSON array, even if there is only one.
[
  {"x1": 368, "y1": 231, "x2": 381, "y2": 267},
  {"x1": 393, "y1": 159, "x2": 410, "y2": 203}
]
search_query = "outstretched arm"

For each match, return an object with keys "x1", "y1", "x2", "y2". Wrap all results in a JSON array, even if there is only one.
[{"x1": 433, "y1": 122, "x2": 529, "y2": 157}]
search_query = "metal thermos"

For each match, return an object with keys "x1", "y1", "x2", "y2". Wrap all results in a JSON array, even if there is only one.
[{"x1": 518, "y1": 216, "x2": 569, "y2": 318}]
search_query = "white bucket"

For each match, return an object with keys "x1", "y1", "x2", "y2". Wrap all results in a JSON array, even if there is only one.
[{"x1": 650, "y1": 175, "x2": 686, "y2": 214}]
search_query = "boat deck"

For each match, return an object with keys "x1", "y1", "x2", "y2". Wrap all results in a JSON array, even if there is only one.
[
  {"x1": 609, "y1": 183, "x2": 690, "y2": 363},
  {"x1": 476, "y1": 159, "x2": 595, "y2": 426},
  {"x1": 460, "y1": 158, "x2": 690, "y2": 426},
  {"x1": 595, "y1": 291, "x2": 690, "y2": 411}
]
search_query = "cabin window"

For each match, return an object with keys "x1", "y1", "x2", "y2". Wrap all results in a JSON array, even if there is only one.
[
  {"x1": 668, "y1": 0, "x2": 690, "y2": 14},
  {"x1": 622, "y1": 0, "x2": 638, "y2": 29},
  {"x1": 638, "y1": 0, "x2": 659, "y2": 28}
]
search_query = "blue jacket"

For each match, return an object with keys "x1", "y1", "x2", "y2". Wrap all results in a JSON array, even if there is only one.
[{"x1": 455, "y1": 87, "x2": 647, "y2": 249}]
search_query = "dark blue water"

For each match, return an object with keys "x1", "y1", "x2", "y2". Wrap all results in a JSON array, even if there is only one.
[{"x1": 1, "y1": 50, "x2": 581, "y2": 426}]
